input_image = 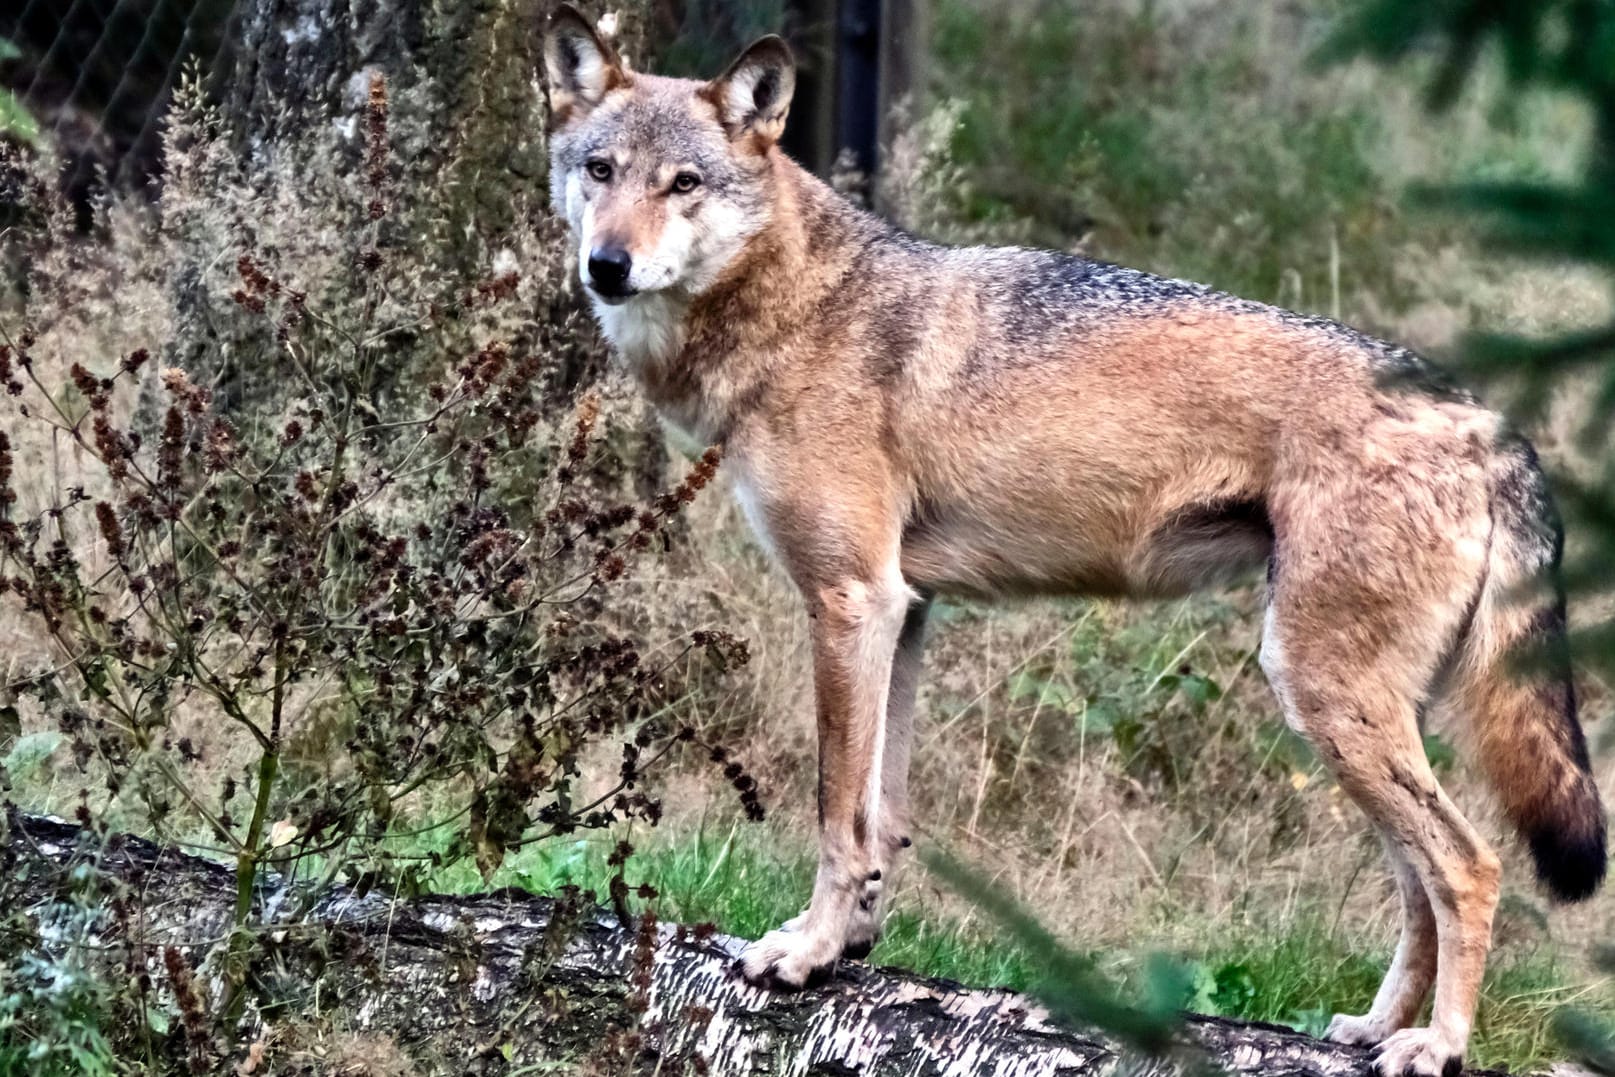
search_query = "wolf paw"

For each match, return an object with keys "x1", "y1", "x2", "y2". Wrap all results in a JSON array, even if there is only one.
[
  {"x1": 841, "y1": 906, "x2": 882, "y2": 961},
  {"x1": 770, "y1": 888, "x2": 882, "y2": 962},
  {"x1": 735, "y1": 926, "x2": 841, "y2": 990},
  {"x1": 841, "y1": 874, "x2": 885, "y2": 960},
  {"x1": 1372, "y1": 1027, "x2": 1463, "y2": 1077},
  {"x1": 1326, "y1": 1012, "x2": 1398, "y2": 1047}
]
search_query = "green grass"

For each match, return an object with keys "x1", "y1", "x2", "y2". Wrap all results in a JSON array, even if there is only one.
[
  {"x1": 6, "y1": 613, "x2": 1596, "y2": 1075},
  {"x1": 421, "y1": 816, "x2": 1044, "y2": 990},
  {"x1": 1184, "y1": 922, "x2": 1584, "y2": 1070},
  {"x1": 4, "y1": 751, "x2": 1595, "y2": 1072},
  {"x1": 411, "y1": 815, "x2": 1591, "y2": 1072}
]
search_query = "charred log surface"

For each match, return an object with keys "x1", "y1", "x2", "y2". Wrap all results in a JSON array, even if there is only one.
[{"x1": 2, "y1": 810, "x2": 1505, "y2": 1077}]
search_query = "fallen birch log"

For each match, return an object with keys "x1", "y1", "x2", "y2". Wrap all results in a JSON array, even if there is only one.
[{"x1": 2, "y1": 810, "x2": 1498, "y2": 1077}]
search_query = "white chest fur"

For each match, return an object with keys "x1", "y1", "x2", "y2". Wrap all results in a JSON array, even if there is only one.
[{"x1": 591, "y1": 291, "x2": 686, "y2": 368}]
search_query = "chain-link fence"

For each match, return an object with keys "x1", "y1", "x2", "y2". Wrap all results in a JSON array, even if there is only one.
[{"x1": 3, "y1": 0, "x2": 240, "y2": 206}]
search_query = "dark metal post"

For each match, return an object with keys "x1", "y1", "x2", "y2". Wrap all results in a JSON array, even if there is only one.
[
  {"x1": 783, "y1": 0, "x2": 929, "y2": 184},
  {"x1": 835, "y1": 0, "x2": 881, "y2": 177}
]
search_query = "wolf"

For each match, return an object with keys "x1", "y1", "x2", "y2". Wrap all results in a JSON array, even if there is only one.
[{"x1": 540, "y1": 8, "x2": 1606, "y2": 1074}]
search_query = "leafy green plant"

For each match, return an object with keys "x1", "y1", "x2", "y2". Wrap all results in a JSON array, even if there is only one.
[
  {"x1": 0, "y1": 867, "x2": 125, "y2": 1076},
  {"x1": 990, "y1": 600, "x2": 1249, "y2": 789},
  {"x1": 0, "y1": 39, "x2": 38, "y2": 149}
]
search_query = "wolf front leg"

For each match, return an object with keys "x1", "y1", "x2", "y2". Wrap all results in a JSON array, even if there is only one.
[
  {"x1": 738, "y1": 564, "x2": 913, "y2": 989},
  {"x1": 841, "y1": 593, "x2": 932, "y2": 958},
  {"x1": 1325, "y1": 837, "x2": 1438, "y2": 1046}
]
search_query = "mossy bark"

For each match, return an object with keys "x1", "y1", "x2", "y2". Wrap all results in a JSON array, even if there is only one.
[{"x1": 206, "y1": 0, "x2": 624, "y2": 419}]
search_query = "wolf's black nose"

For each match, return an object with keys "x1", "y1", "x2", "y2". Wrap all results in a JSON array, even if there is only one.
[{"x1": 588, "y1": 247, "x2": 633, "y2": 296}]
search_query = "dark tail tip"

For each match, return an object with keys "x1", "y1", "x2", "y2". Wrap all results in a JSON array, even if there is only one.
[{"x1": 1529, "y1": 813, "x2": 1608, "y2": 903}]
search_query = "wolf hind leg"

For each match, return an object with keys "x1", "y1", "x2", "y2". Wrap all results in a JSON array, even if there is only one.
[
  {"x1": 1265, "y1": 615, "x2": 1499, "y2": 1077},
  {"x1": 1261, "y1": 427, "x2": 1502, "y2": 1075}
]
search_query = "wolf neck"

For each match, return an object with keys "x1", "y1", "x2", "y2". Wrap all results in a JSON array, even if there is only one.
[{"x1": 626, "y1": 157, "x2": 887, "y2": 445}]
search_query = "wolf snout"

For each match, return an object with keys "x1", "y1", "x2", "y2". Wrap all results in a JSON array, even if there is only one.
[{"x1": 587, "y1": 246, "x2": 635, "y2": 298}]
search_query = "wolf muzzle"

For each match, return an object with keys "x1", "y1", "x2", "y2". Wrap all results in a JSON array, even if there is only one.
[{"x1": 587, "y1": 246, "x2": 635, "y2": 299}]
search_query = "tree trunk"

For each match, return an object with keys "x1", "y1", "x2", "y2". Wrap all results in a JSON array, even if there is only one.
[
  {"x1": 210, "y1": 0, "x2": 619, "y2": 420},
  {"x1": 225, "y1": 0, "x2": 549, "y2": 235},
  {"x1": 0, "y1": 810, "x2": 1511, "y2": 1077}
]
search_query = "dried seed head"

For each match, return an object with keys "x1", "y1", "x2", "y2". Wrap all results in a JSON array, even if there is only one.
[
  {"x1": 94, "y1": 502, "x2": 124, "y2": 560},
  {"x1": 0, "y1": 432, "x2": 11, "y2": 514},
  {"x1": 365, "y1": 72, "x2": 390, "y2": 193}
]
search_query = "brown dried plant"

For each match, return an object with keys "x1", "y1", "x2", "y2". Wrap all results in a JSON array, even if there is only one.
[{"x1": 0, "y1": 69, "x2": 760, "y2": 1054}]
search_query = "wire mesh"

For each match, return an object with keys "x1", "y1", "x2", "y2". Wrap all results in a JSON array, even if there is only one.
[
  {"x1": 0, "y1": 1, "x2": 915, "y2": 203},
  {"x1": 1, "y1": 0, "x2": 241, "y2": 195}
]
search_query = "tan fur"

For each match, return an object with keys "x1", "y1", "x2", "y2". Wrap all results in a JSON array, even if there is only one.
[{"x1": 541, "y1": 10, "x2": 1604, "y2": 1073}]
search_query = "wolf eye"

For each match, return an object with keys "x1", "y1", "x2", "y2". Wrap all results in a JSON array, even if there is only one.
[
  {"x1": 671, "y1": 172, "x2": 702, "y2": 194},
  {"x1": 586, "y1": 159, "x2": 613, "y2": 182}
]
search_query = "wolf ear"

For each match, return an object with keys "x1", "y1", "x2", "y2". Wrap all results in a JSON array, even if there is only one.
[
  {"x1": 543, "y1": 4, "x2": 630, "y2": 125},
  {"x1": 704, "y1": 36, "x2": 795, "y2": 149}
]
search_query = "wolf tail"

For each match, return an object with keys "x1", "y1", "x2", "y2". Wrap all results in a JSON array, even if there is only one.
[{"x1": 1450, "y1": 436, "x2": 1605, "y2": 902}]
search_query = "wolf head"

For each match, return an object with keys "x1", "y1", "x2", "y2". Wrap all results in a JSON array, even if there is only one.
[{"x1": 542, "y1": 6, "x2": 794, "y2": 314}]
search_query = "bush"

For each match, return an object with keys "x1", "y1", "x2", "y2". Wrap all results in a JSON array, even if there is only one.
[{"x1": 0, "y1": 67, "x2": 757, "y2": 1069}]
